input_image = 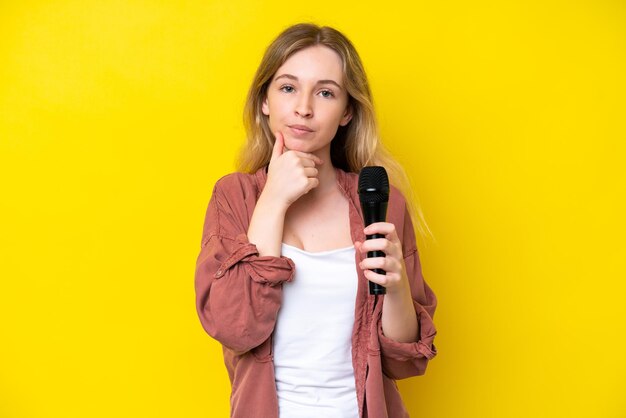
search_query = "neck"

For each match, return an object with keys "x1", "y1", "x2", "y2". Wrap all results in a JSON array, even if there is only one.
[{"x1": 311, "y1": 161, "x2": 337, "y2": 196}]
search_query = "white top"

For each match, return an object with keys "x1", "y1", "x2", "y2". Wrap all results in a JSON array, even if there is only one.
[{"x1": 273, "y1": 243, "x2": 359, "y2": 418}]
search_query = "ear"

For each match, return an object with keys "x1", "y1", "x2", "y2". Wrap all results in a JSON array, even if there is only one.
[
  {"x1": 339, "y1": 104, "x2": 353, "y2": 127},
  {"x1": 262, "y1": 96, "x2": 270, "y2": 116}
]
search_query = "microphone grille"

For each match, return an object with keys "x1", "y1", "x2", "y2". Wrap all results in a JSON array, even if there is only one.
[{"x1": 358, "y1": 166, "x2": 390, "y2": 203}]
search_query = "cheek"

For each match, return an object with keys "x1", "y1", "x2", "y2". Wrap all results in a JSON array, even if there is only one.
[
  {"x1": 265, "y1": 100, "x2": 288, "y2": 119},
  {"x1": 323, "y1": 108, "x2": 348, "y2": 128}
]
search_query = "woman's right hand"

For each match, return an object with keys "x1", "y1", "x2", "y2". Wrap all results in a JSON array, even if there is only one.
[
  {"x1": 248, "y1": 132, "x2": 322, "y2": 256},
  {"x1": 263, "y1": 131, "x2": 324, "y2": 208}
]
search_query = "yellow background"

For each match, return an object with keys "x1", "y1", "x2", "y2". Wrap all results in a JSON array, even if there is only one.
[{"x1": 1, "y1": 1, "x2": 625, "y2": 417}]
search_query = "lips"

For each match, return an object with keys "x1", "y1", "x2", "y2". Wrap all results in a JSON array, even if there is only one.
[
  {"x1": 288, "y1": 124, "x2": 315, "y2": 137},
  {"x1": 288, "y1": 124, "x2": 314, "y2": 132}
]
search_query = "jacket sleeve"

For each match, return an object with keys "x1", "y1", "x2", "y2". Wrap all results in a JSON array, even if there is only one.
[
  {"x1": 378, "y1": 202, "x2": 438, "y2": 379},
  {"x1": 194, "y1": 176, "x2": 295, "y2": 355}
]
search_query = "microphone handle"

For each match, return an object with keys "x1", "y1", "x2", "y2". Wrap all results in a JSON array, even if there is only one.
[{"x1": 366, "y1": 233, "x2": 387, "y2": 295}]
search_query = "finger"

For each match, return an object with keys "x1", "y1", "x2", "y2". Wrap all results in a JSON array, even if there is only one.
[
  {"x1": 359, "y1": 238, "x2": 403, "y2": 261},
  {"x1": 303, "y1": 167, "x2": 318, "y2": 178},
  {"x1": 363, "y1": 268, "x2": 405, "y2": 289},
  {"x1": 271, "y1": 131, "x2": 285, "y2": 161},
  {"x1": 362, "y1": 269, "x2": 391, "y2": 288},
  {"x1": 304, "y1": 177, "x2": 320, "y2": 193},
  {"x1": 364, "y1": 222, "x2": 400, "y2": 242},
  {"x1": 359, "y1": 256, "x2": 387, "y2": 271},
  {"x1": 356, "y1": 238, "x2": 391, "y2": 254},
  {"x1": 299, "y1": 158, "x2": 317, "y2": 168},
  {"x1": 360, "y1": 256, "x2": 402, "y2": 274},
  {"x1": 292, "y1": 150, "x2": 323, "y2": 166}
]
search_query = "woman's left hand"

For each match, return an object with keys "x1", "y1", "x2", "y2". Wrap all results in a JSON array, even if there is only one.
[{"x1": 354, "y1": 222, "x2": 409, "y2": 294}]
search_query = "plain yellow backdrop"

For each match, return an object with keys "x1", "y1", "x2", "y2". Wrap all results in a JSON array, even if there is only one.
[{"x1": 1, "y1": 1, "x2": 625, "y2": 417}]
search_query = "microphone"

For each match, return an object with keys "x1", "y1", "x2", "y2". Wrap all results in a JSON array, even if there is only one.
[{"x1": 358, "y1": 166, "x2": 389, "y2": 295}]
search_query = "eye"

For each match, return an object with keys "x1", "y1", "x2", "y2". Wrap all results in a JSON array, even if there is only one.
[
  {"x1": 280, "y1": 85, "x2": 295, "y2": 93},
  {"x1": 320, "y1": 90, "x2": 335, "y2": 98}
]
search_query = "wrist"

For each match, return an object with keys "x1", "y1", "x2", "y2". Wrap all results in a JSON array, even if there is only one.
[
  {"x1": 258, "y1": 187, "x2": 290, "y2": 214},
  {"x1": 384, "y1": 273, "x2": 411, "y2": 296}
]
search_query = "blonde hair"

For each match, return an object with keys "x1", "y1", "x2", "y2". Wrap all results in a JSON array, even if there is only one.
[{"x1": 238, "y1": 23, "x2": 431, "y2": 240}]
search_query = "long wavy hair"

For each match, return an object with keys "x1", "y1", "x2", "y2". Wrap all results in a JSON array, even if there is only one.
[{"x1": 238, "y1": 23, "x2": 431, "y2": 240}]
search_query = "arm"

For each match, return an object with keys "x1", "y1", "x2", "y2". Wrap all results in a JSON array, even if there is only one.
[
  {"x1": 355, "y1": 198, "x2": 438, "y2": 379},
  {"x1": 356, "y1": 222, "x2": 419, "y2": 343},
  {"x1": 377, "y1": 246, "x2": 438, "y2": 379},
  {"x1": 246, "y1": 191, "x2": 288, "y2": 257},
  {"x1": 247, "y1": 131, "x2": 322, "y2": 257},
  {"x1": 195, "y1": 132, "x2": 323, "y2": 354},
  {"x1": 194, "y1": 177, "x2": 294, "y2": 355}
]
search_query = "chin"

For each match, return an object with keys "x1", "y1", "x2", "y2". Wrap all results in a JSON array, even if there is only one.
[{"x1": 283, "y1": 139, "x2": 310, "y2": 153}]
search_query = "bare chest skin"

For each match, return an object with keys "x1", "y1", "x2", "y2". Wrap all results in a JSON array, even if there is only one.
[{"x1": 282, "y1": 187, "x2": 353, "y2": 252}]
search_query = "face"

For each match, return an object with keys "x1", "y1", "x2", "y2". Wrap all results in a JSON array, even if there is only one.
[{"x1": 262, "y1": 45, "x2": 352, "y2": 156}]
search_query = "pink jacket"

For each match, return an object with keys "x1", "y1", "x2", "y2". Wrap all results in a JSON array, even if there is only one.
[{"x1": 195, "y1": 167, "x2": 438, "y2": 417}]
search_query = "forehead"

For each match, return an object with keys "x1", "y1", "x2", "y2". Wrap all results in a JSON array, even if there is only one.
[{"x1": 275, "y1": 45, "x2": 344, "y2": 82}]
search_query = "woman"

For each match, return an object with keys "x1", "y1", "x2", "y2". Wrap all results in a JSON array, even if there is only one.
[{"x1": 195, "y1": 23, "x2": 438, "y2": 418}]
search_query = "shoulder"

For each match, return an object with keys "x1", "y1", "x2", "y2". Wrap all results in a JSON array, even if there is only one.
[
  {"x1": 387, "y1": 185, "x2": 410, "y2": 234},
  {"x1": 214, "y1": 171, "x2": 255, "y2": 191},
  {"x1": 212, "y1": 169, "x2": 263, "y2": 200},
  {"x1": 209, "y1": 169, "x2": 267, "y2": 225},
  {"x1": 389, "y1": 184, "x2": 408, "y2": 209}
]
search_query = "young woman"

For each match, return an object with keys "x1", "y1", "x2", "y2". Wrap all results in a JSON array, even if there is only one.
[{"x1": 195, "y1": 23, "x2": 438, "y2": 418}]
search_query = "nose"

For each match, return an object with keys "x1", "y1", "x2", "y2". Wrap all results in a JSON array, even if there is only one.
[{"x1": 295, "y1": 94, "x2": 313, "y2": 118}]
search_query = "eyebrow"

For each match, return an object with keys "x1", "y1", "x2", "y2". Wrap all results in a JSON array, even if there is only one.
[{"x1": 274, "y1": 74, "x2": 343, "y2": 90}]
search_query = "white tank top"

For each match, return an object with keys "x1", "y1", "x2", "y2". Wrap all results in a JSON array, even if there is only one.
[{"x1": 273, "y1": 243, "x2": 359, "y2": 418}]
